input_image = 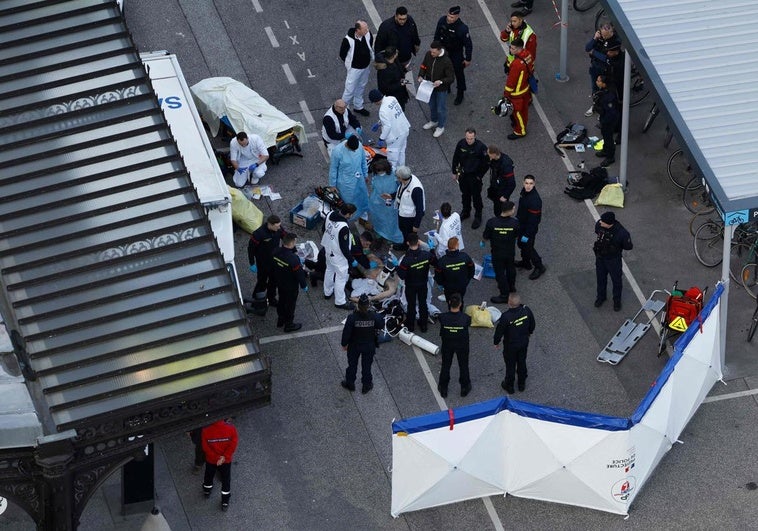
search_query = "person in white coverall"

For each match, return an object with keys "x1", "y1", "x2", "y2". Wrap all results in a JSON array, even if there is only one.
[
  {"x1": 321, "y1": 203, "x2": 359, "y2": 310},
  {"x1": 368, "y1": 89, "x2": 410, "y2": 169},
  {"x1": 230, "y1": 131, "x2": 268, "y2": 187},
  {"x1": 434, "y1": 202, "x2": 464, "y2": 259},
  {"x1": 328, "y1": 135, "x2": 369, "y2": 222}
]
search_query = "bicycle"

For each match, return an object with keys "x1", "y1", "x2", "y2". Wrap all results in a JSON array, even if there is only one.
[
  {"x1": 742, "y1": 262, "x2": 758, "y2": 300},
  {"x1": 682, "y1": 175, "x2": 715, "y2": 215},
  {"x1": 642, "y1": 101, "x2": 660, "y2": 133},
  {"x1": 748, "y1": 298, "x2": 758, "y2": 341},
  {"x1": 574, "y1": 0, "x2": 601, "y2": 13},
  {"x1": 667, "y1": 149, "x2": 692, "y2": 189}
]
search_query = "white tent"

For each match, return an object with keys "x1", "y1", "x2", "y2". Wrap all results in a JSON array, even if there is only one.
[{"x1": 391, "y1": 284, "x2": 725, "y2": 517}]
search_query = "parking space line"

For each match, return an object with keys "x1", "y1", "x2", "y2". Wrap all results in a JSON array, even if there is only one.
[
  {"x1": 282, "y1": 63, "x2": 296, "y2": 84},
  {"x1": 703, "y1": 387, "x2": 758, "y2": 403},
  {"x1": 264, "y1": 27, "x2": 279, "y2": 48},
  {"x1": 251, "y1": 0, "x2": 262, "y2": 13},
  {"x1": 298, "y1": 100, "x2": 315, "y2": 124}
]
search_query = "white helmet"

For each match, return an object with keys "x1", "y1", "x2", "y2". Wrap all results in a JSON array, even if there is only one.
[{"x1": 491, "y1": 98, "x2": 513, "y2": 118}]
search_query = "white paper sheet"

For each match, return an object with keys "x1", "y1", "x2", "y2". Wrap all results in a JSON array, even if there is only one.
[{"x1": 415, "y1": 80, "x2": 434, "y2": 103}]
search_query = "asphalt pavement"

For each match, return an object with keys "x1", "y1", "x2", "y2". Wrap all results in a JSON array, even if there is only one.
[{"x1": 5, "y1": 1, "x2": 756, "y2": 530}]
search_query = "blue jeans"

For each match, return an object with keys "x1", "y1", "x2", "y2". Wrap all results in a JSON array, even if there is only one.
[{"x1": 429, "y1": 89, "x2": 448, "y2": 128}]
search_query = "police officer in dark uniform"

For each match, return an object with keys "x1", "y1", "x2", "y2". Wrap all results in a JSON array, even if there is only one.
[
  {"x1": 437, "y1": 293, "x2": 472, "y2": 398},
  {"x1": 397, "y1": 233, "x2": 432, "y2": 333},
  {"x1": 271, "y1": 232, "x2": 308, "y2": 332},
  {"x1": 593, "y1": 74, "x2": 621, "y2": 168},
  {"x1": 248, "y1": 215, "x2": 286, "y2": 310},
  {"x1": 594, "y1": 211, "x2": 633, "y2": 311},
  {"x1": 486, "y1": 146, "x2": 516, "y2": 217},
  {"x1": 434, "y1": 237, "x2": 475, "y2": 306},
  {"x1": 515, "y1": 174, "x2": 546, "y2": 280},
  {"x1": 434, "y1": 6, "x2": 473, "y2": 105},
  {"x1": 493, "y1": 293, "x2": 535, "y2": 394},
  {"x1": 451, "y1": 127, "x2": 489, "y2": 228},
  {"x1": 482, "y1": 201, "x2": 520, "y2": 303},
  {"x1": 341, "y1": 294, "x2": 384, "y2": 394}
]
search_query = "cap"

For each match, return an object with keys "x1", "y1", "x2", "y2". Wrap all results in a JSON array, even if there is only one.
[
  {"x1": 368, "y1": 89, "x2": 384, "y2": 103},
  {"x1": 448, "y1": 6, "x2": 461, "y2": 15},
  {"x1": 600, "y1": 211, "x2": 616, "y2": 224}
]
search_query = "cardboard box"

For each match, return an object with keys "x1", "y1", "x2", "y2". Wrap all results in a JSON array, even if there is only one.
[{"x1": 289, "y1": 195, "x2": 323, "y2": 230}]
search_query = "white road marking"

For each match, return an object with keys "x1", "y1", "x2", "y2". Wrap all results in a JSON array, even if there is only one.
[
  {"x1": 284, "y1": 20, "x2": 290, "y2": 29},
  {"x1": 259, "y1": 325, "x2": 343, "y2": 345},
  {"x1": 282, "y1": 63, "x2": 296, "y2": 84},
  {"x1": 703, "y1": 387, "x2": 758, "y2": 403},
  {"x1": 412, "y1": 346, "x2": 447, "y2": 410},
  {"x1": 361, "y1": 0, "x2": 382, "y2": 28},
  {"x1": 264, "y1": 27, "x2": 279, "y2": 48},
  {"x1": 299, "y1": 100, "x2": 315, "y2": 124},
  {"x1": 251, "y1": 0, "x2": 262, "y2": 13}
]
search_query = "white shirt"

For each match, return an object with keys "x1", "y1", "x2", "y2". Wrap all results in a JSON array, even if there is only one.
[
  {"x1": 379, "y1": 96, "x2": 410, "y2": 142},
  {"x1": 230, "y1": 134, "x2": 267, "y2": 168},
  {"x1": 435, "y1": 213, "x2": 464, "y2": 258}
]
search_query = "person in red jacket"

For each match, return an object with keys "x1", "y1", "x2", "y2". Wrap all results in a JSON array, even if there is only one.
[
  {"x1": 202, "y1": 419, "x2": 239, "y2": 511},
  {"x1": 503, "y1": 38, "x2": 534, "y2": 140},
  {"x1": 499, "y1": 11, "x2": 537, "y2": 74}
]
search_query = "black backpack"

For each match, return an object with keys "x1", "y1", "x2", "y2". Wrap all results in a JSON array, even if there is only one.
[
  {"x1": 564, "y1": 167, "x2": 608, "y2": 200},
  {"x1": 554, "y1": 123, "x2": 587, "y2": 156}
]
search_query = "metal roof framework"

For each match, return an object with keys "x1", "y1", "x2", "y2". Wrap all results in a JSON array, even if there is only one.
[
  {"x1": 606, "y1": 0, "x2": 758, "y2": 218},
  {"x1": 0, "y1": 1, "x2": 270, "y2": 527}
]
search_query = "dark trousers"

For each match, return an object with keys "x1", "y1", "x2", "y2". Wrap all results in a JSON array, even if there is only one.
[
  {"x1": 203, "y1": 462, "x2": 232, "y2": 504},
  {"x1": 596, "y1": 255, "x2": 623, "y2": 302},
  {"x1": 404, "y1": 283, "x2": 428, "y2": 331},
  {"x1": 517, "y1": 236, "x2": 543, "y2": 269},
  {"x1": 492, "y1": 252, "x2": 516, "y2": 295},
  {"x1": 345, "y1": 344, "x2": 376, "y2": 385},
  {"x1": 189, "y1": 429, "x2": 204, "y2": 467},
  {"x1": 398, "y1": 216, "x2": 415, "y2": 244},
  {"x1": 438, "y1": 342, "x2": 471, "y2": 391},
  {"x1": 600, "y1": 121, "x2": 617, "y2": 158},
  {"x1": 253, "y1": 265, "x2": 277, "y2": 303},
  {"x1": 276, "y1": 288, "x2": 298, "y2": 325},
  {"x1": 503, "y1": 344, "x2": 528, "y2": 388},
  {"x1": 450, "y1": 53, "x2": 467, "y2": 92},
  {"x1": 458, "y1": 174, "x2": 483, "y2": 216}
]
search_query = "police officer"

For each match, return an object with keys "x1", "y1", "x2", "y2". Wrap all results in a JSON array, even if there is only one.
[
  {"x1": 434, "y1": 6, "x2": 473, "y2": 105},
  {"x1": 397, "y1": 233, "x2": 432, "y2": 333},
  {"x1": 437, "y1": 293, "x2": 472, "y2": 398},
  {"x1": 434, "y1": 237, "x2": 475, "y2": 305},
  {"x1": 272, "y1": 232, "x2": 309, "y2": 332},
  {"x1": 593, "y1": 75, "x2": 621, "y2": 168},
  {"x1": 322, "y1": 203, "x2": 358, "y2": 310},
  {"x1": 341, "y1": 294, "x2": 384, "y2": 394},
  {"x1": 594, "y1": 211, "x2": 633, "y2": 311},
  {"x1": 486, "y1": 145, "x2": 516, "y2": 216},
  {"x1": 493, "y1": 293, "x2": 535, "y2": 394},
  {"x1": 482, "y1": 200, "x2": 520, "y2": 303},
  {"x1": 248, "y1": 215, "x2": 286, "y2": 310},
  {"x1": 516, "y1": 174, "x2": 546, "y2": 280},
  {"x1": 451, "y1": 128, "x2": 489, "y2": 228}
]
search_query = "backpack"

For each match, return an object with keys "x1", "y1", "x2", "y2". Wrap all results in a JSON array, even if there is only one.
[
  {"x1": 564, "y1": 166, "x2": 608, "y2": 200},
  {"x1": 554, "y1": 123, "x2": 587, "y2": 156}
]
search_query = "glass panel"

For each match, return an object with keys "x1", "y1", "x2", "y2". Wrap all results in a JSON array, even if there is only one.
[
  {"x1": 1, "y1": 22, "x2": 126, "y2": 62},
  {"x1": 0, "y1": 0, "x2": 103, "y2": 24},
  {"x1": 0, "y1": 7, "x2": 113, "y2": 45},
  {"x1": 2, "y1": 55, "x2": 134, "y2": 94},
  {"x1": 0, "y1": 40, "x2": 129, "y2": 79}
]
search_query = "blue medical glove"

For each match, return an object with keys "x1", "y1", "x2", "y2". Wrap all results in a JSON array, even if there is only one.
[
  {"x1": 428, "y1": 239, "x2": 435, "y2": 249},
  {"x1": 370, "y1": 121, "x2": 381, "y2": 132},
  {"x1": 302, "y1": 285, "x2": 309, "y2": 292},
  {"x1": 345, "y1": 131, "x2": 353, "y2": 139},
  {"x1": 249, "y1": 264, "x2": 257, "y2": 273},
  {"x1": 236, "y1": 166, "x2": 248, "y2": 174},
  {"x1": 356, "y1": 127, "x2": 363, "y2": 136},
  {"x1": 479, "y1": 241, "x2": 485, "y2": 248},
  {"x1": 377, "y1": 139, "x2": 386, "y2": 148},
  {"x1": 251, "y1": 163, "x2": 258, "y2": 170},
  {"x1": 369, "y1": 261, "x2": 377, "y2": 269},
  {"x1": 351, "y1": 260, "x2": 358, "y2": 267},
  {"x1": 391, "y1": 257, "x2": 399, "y2": 266},
  {"x1": 520, "y1": 236, "x2": 529, "y2": 243}
]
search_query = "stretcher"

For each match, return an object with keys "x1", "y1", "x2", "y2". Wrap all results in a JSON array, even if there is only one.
[{"x1": 597, "y1": 290, "x2": 669, "y2": 365}]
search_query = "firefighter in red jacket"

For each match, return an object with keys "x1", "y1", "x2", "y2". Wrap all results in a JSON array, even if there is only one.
[
  {"x1": 202, "y1": 419, "x2": 239, "y2": 511},
  {"x1": 503, "y1": 38, "x2": 534, "y2": 140}
]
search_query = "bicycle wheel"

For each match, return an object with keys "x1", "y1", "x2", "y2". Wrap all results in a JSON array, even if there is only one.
[
  {"x1": 667, "y1": 150, "x2": 692, "y2": 189},
  {"x1": 683, "y1": 176, "x2": 715, "y2": 214},
  {"x1": 594, "y1": 8, "x2": 607, "y2": 30},
  {"x1": 574, "y1": 0, "x2": 600, "y2": 13},
  {"x1": 693, "y1": 221, "x2": 723, "y2": 267},
  {"x1": 642, "y1": 102, "x2": 659, "y2": 133},
  {"x1": 742, "y1": 263, "x2": 758, "y2": 301},
  {"x1": 729, "y1": 243, "x2": 755, "y2": 283},
  {"x1": 689, "y1": 210, "x2": 718, "y2": 237},
  {"x1": 748, "y1": 304, "x2": 758, "y2": 341},
  {"x1": 629, "y1": 71, "x2": 650, "y2": 107}
]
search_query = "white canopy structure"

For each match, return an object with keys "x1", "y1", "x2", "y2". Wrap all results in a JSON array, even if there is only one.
[{"x1": 392, "y1": 284, "x2": 724, "y2": 516}]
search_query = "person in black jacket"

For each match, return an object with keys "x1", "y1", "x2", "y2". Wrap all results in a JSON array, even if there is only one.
[
  {"x1": 248, "y1": 215, "x2": 286, "y2": 306},
  {"x1": 451, "y1": 128, "x2": 489, "y2": 228},
  {"x1": 437, "y1": 293, "x2": 472, "y2": 398},
  {"x1": 434, "y1": 237, "x2": 475, "y2": 306},
  {"x1": 494, "y1": 293, "x2": 535, "y2": 394},
  {"x1": 375, "y1": 46, "x2": 409, "y2": 110},
  {"x1": 271, "y1": 232, "x2": 309, "y2": 332},
  {"x1": 397, "y1": 233, "x2": 432, "y2": 333},
  {"x1": 593, "y1": 75, "x2": 621, "y2": 167},
  {"x1": 482, "y1": 201, "x2": 520, "y2": 303},
  {"x1": 434, "y1": 6, "x2": 473, "y2": 105},
  {"x1": 515, "y1": 175, "x2": 546, "y2": 280},
  {"x1": 594, "y1": 211, "x2": 633, "y2": 311},
  {"x1": 374, "y1": 6, "x2": 421, "y2": 68},
  {"x1": 341, "y1": 294, "x2": 384, "y2": 394},
  {"x1": 486, "y1": 145, "x2": 515, "y2": 216}
]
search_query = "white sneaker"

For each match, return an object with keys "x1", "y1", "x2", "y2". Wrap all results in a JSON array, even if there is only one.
[
  {"x1": 584, "y1": 105, "x2": 594, "y2": 117},
  {"x1": 250, "y1": 176, "x2": 261, "y2": 185},
  {"x1": 422, "y1": 121, "x2": 438, "y2": 130},
  {"x1": 433, "y1": 127, "x2": 445, "y2": 138}
]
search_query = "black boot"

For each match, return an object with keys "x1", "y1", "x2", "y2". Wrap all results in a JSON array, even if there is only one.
[{"x1": 454, "y1": 90, "x2": 464, "y2": 105}]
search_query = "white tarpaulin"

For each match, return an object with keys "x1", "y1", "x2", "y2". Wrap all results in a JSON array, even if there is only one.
[
  {"x1": 190, "y1": 77, "x2": 306, "y2": 148},
  {"x1": 391, "y1": 283, "x2": 725, "y2": 517}
]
